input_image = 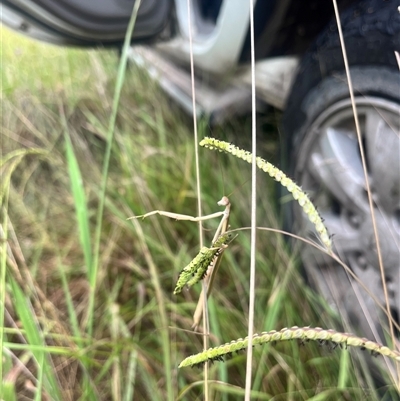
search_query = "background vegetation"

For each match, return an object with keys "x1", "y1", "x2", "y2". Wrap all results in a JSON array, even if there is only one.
[{"x1": 1, "y1": 26, "x2": 397, "y2": 400}]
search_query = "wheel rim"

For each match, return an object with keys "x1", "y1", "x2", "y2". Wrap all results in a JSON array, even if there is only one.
[{"x1": 294, "y1": 97, "x2": 400, "y2": 339}]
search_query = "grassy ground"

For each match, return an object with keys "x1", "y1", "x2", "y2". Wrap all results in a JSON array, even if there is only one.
[{"x1": 1, "y1": 26, "x2": 397, "y2": 400}]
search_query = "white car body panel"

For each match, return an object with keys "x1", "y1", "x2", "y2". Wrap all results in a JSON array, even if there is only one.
[{"x1": 158, "y1": 0, "x2": 253, "y2": 73}]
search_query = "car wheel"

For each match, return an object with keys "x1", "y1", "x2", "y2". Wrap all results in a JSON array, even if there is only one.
[{"x1": 282, "y1": 0, "x2": 400, "y2": 341}]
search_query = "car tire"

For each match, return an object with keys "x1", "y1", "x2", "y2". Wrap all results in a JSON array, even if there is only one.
[{"x1": 281, "y1": 0, "x2": 400, "y2": 342}]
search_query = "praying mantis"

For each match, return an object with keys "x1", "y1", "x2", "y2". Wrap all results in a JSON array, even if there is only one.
[
  {"x1": 129, "y1": 138, "x2": 335, "y2": 332},
  {"x1": 129, "y1": 138, "x2": 334, "y2": 330},
  {"x1": 129, "y1": 195, "x2": 234, "y2": 329}
]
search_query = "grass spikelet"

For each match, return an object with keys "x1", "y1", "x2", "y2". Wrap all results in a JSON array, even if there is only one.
[
  {"x1": 178, "y1": 326, "x2": 400, "y2": 368},
  {"x1": 200, "y1": 137, "x2": 332, "y2": 252}
]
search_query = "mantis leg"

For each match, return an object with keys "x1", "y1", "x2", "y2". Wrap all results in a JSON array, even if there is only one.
[{"x1": 128, "y1": 209, "x2": 226, "y2": 222}]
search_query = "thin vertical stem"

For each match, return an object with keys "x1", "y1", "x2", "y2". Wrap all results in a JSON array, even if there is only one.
[
  {"x1": 0, "y1": 191, "x2": 9, "y2": 398},
  {"x1": 245, "y1": 0, "x2": 257, "y2": 399},
  {"x1": 186, "y1": 1, "x2": 209, "y2": 399},
  {"x1": 90, "y1": 0, "x2": 142, "y2": 335},
  {"x1": 332, "y1": 1, "x2": 396, "y2": 375}
]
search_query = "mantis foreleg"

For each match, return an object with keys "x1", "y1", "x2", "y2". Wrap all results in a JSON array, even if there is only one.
[{"x1": 128, "y1": 196, "x2": 233, "y2": 329}]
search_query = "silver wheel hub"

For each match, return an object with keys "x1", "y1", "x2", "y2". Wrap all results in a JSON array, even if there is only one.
[{"x1": 295, "y1": 97, "x2": 400, "y2": 338}]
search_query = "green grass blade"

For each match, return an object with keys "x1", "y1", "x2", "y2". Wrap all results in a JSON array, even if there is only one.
[
  {"x1": 89, "y1": 0, "x2": 141, "y2": 336},
  {"x1": 64, "y1": 132, "x2": 93, "y2": 278},
  {"x1": 122, "y1": 283, "x2": 145, "y2": 401},
  {"x1": 1, "y1": 148, "x2": 48, "y2": 397},
  {"x1": 0, "y1": 190, "x2": 9, "y2": 397},
  {"x1": 2, "y1": 382, "x2": 18, "y2": 401},
  {"x1": 253, "y1": 259, "x2": 297, "y2": 391},
  {"x1": 123, "y1": 350, "x2": 138, "y2": 401},
  {"x1": 129, "y1": 218, "x2": 173, "y2": 401},
  {"x1": 57, "y1": 259, "x2": 82, "y2": 343},
  {"x1": 337, "y1": 347, "x2": 350, "y2": 389},
  {"x1": 208, "y1": 297, "x2": 228, "y2": 401},
  {"x1": 34, "y1": 351, "x2": 45, "y2": 401},
  {"x1": 57, "y1": 255, "x2": 98, "y2": 400},
  {"x1": 10, "y1": 278, "x2": 62, "y2": 400}
]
